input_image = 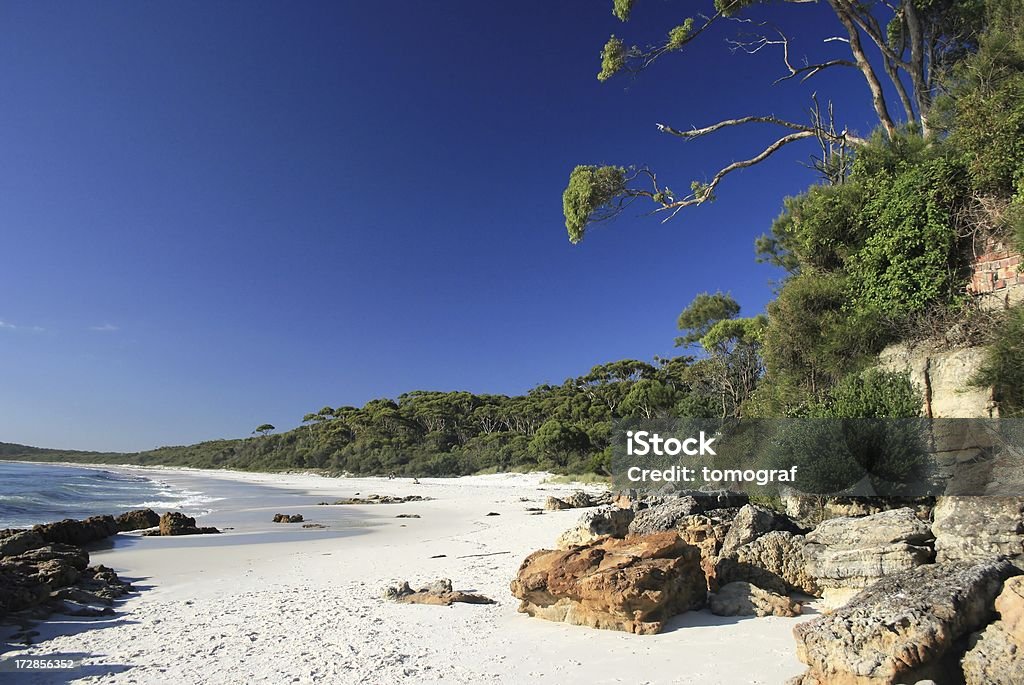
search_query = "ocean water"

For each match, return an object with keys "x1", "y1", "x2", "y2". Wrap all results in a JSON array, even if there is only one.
[{"x1": 0, "y1": 461, "x2": 218, "y2": 529}]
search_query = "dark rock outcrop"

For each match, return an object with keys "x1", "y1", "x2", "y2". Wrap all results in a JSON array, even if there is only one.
[
  {"x1": 272, "y1": 513, "x2": 304, "y2": 523},
  {"x1": 149, "y1": 512, "x2": 220, "y2": 536},
  {"x1": 0, "y1": 530, "x2": 46, "y2": 557},
  {"x1": 790, "y1": 560, "x2": 1020, "y2": 685},
  {"x1": 32, "y1": 515, "x2": 119, "y2": 546},
  {"x1": 510, "y1": 531, "x2": 706, "y2": 634},
  {"x1": 115, "y1": 508, "x2": 160, "y2": 532},
  {"x1": 327, "y1": 494, "x2": 431, "y2": 505},
  {"x1": 0, "y1": 518, "x2": 135, "y2": 622}
]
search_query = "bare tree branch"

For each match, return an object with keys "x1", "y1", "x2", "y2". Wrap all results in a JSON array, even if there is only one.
[
  {"x1": 655, "y1": 115, "x2": 866, "y2": 146},
  {"x1": 725, "y1": 19, "x2": 858, "y2": 85},
  {"x1": 651, "y1": 130, "x2": 817, "y2": 221}
]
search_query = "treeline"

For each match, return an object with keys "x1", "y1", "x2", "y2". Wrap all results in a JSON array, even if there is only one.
[{"x1": 0, "y1": 357, "x2": 741, "y2": 475}]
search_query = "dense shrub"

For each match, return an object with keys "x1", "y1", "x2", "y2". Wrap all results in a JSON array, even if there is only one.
[
  {"x1": 846, "y1": 158, "x2": 968, "y2": 319},
  {"x1": 974, "y1": 305, "x2": 1024, "y2": 416},
  {"x1": 823, "y1": 369, "x2": 923, "y2": 419}
]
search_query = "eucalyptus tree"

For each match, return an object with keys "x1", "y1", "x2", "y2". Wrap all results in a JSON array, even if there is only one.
[{"x1": 563, "y1": 0, "x2": 986, "y2": 243}]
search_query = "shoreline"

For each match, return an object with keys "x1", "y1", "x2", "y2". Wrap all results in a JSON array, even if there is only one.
[{"x1": 1, "y1": 468, "x2": 813, "y2": 684}]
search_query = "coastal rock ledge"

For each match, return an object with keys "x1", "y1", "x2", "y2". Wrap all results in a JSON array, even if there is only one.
[
  {"x1": 789, "y1": 559, "x2": 1020, "y2": 685},
  {"x1": 962, "y1": 575, "x2": 1024, "y2": 685},
  {"x1": 510, "y1": 531, "x2": 705, "y2": 635}
]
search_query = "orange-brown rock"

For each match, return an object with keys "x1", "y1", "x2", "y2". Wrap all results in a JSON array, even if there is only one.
[
  {"x1": 510, "y1": 531, "x2": 706, "y2": 634},
  {"x1": 674, "y1": 511, "x2": 734, "y2": 591}
]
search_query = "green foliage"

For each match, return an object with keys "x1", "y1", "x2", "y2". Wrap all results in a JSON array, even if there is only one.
[
  {"x1": 766, "y1": 183, "x2": 867, "y2": 271},
  {"x1": 675, "y1": 291, "x2": 740, "y2": 347},
  {"x1": 943, "y1": 0, "x2": 1024, "y2": 197},
  {"x1": 700, "y1": 315, "x2": 766, "y2": 350},
  {"x1": 974, "y1": 305, "x2": 1024, "y2": 416},
  {"x1": 620, "y1": 379, "x2": 677, "y2": 419},
  {"x1": 713, "y1": 0, "x2": 758, "y2": 17},
  {"x1": 754, "y1": 232, "x2": 800, "y2": 274},
  {"x1": 1012, "y1": 202, "x2": 1024, "y2": 253},
  {"x1": 563, "y1": 165, "x2": 627, "y2": 243},
  {"x1": 598, "y1": 36, "x2": 627, "y2": 82},
  {"x1": 823, "y1": 369, "x2": 923, "y2": 418},
  {"x1": 528, "y1": 419, "x2": 591, "y2": 467},
  {"x1": 754, "y1": 124, "x2": 975, "y2": 418},
  {"x1": 759, "y1": 272, "x2": 884, "y2": 407},
  {"x1": 2, "y1": 348, "x2": 758, "y2": 477},
  {"x1": 612, "y1": 0, "x2": 635, "y2": 22},
  {"x1": 846, "y1": 158, "x2": 967, "y2": 319},
  {"x1": 667, "y1": 19, "x2": 694, "y2": 49}
]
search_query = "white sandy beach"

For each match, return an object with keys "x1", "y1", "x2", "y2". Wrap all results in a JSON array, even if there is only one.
[{"x1": 2, "y1": 468, "x2": 815, "y2": 684}]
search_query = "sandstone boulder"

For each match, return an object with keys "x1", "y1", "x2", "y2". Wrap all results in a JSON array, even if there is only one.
[
  {"x1": 932, "y1": 496, "x2": 1024, "y2": 568},
  {"x1": 804, "y1": 507, "x2": 934, "y2": 608},
  {"x1": 564, "y1": 491, "x2": 596, "y2": 508},
  {"x1": 115, "y1": 509, "x2": 160, "y2": 532},
  {"x1": 791, "y1": 560, "x2": 1019, "y2": 685},
  {"x1": 510, "y1": 531, "x2": 706, "y2": 634},
  {"x1": 556, "y1": 506, "x2": 635, "y2": 549},
  {"x1": 674, "y1": 509, "x2": 737, "y2": 591},
  {"x1": 383, "y1": 578, "x2": 495, "y2": 606},
  {"x1": 544, "y1": 496, "x2": 572, "y2": 511},
  {"x1": 717, "y1": 531, "x2": 818, "y2": 596},
  {"x1": 709, "y1": 581, "x2": 801, "y2": 618},
  {"x1": 627, "y1": 492, "x2": 747, "y2": 536},
  {"x1": 962, "y1": 575, "x2": 1024, "y2": 685},
  {"x1": 719, "y1": 504, "x2": 800, "y2": 558}
]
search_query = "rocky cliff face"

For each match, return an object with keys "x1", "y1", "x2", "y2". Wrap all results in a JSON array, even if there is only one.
[{"x1": 878, "y1": 341, "x2": 996, "y2": 419}]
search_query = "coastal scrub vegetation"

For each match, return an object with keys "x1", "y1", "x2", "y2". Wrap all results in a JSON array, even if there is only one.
[{"x1": 3, "y1": 0, "x2": 1023, "y2": 477}]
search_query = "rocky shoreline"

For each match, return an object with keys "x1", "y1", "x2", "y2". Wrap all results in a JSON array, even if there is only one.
[
  {"x1": 0, "y1": 508, "x2": 220, "y2": 637},
  {"x1": 3, "y1": 472, "x2": 1021, "y2": 684},
  {"x1": 510, "y1": 491, "x2": 1024, "y2": 684}
]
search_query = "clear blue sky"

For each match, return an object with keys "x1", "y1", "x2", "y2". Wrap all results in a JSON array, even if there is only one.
[{"x1": 0, "y1": 1, "x2": 885, "y2": 451}]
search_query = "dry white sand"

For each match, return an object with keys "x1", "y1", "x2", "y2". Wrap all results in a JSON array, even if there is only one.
[{"x1": 2, "y1": 469, "x2": 815, "y2": 684}]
